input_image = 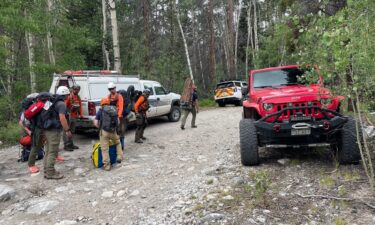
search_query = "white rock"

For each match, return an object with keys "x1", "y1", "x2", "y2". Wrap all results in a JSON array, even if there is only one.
[
  {"x1": 26, "y1": 200, "x2": 59, "y2": 215},
  {"x1": 129, "y1": 190, "x2": 140, "y2": 197},
  {"x1": 1, "y1": 209, "x2": 12, "y2": 216},
  {"x1": 74, "y1": 168, "x2": 85, "y2": 176},
  {"x1": 197, "y1": 155, "x2": 207, "y2": 163},
  {"x1": 55, "y1": 186, "x2": 68, "y2": 193},
  {"x1": 54, "y1": 220, "x2": 77, "y2": 225},
  {"x1": 0, "y1": 184, "x2": 16, "y2": 202},
  {"x1": 101, "y1": 191, "x2": 113, "y2": 198},
  {"x1": 187, "y1": 166, "x2": 194, "y2": 171},
  {"x1": 277, "y1": 158, "x2": 291, "y2": 166},
  {"x1": 257, "y1": 215, "x2": 266, "y2": 223},
  {"x1": 222, "y1": 195, "x2": 234, "y2": 200},
  {"x1": 116, "y1": 190, "x2": 126, "y2": 197},
  {"x1": 91, "y1": 201, "x2": 98, "y2": 207},
  {"x1": 263, "y1": 209, "x2": 271, "y2": 214}
]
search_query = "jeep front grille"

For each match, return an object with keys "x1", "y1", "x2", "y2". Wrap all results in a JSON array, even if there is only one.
[{"x1": 276, "y1": 101, "x2": 321, "y2": 117}]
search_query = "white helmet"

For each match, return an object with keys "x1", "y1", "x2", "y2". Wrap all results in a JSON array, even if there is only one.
[
  {"x1": 107, "y1": 82, "x2": 116, "y2": 89},
  {"x1": 56, "y1": 86, "x2": 70, "y2": 95}
]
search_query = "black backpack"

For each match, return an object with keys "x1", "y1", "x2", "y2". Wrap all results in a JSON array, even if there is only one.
[
  {"x1": 100, "y1": 105, "x2": 118, "y2": 132},
  {"x1": 131, "y1": 91, "x2": 143, "y2": 112},
  {"x1": 36, "y1": 95, "x2": 64, "y2": 130},
  {"x1": 117, "y1": 89, "x2": 129, "y2": 116},
  {"x1": 18, "y1": 146, "x2": 45, "y2": 162}
]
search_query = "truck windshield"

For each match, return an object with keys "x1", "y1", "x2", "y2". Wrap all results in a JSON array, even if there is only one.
[{"x1": 252, "y1": 68, "x2": 307, "y2": 88}]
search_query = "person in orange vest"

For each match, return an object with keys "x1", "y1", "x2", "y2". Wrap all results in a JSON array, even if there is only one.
[
  {"x1": 134, "y1": 89, "x2": 151, "y2": 143},
  {"x1": 63, "y1": 84, "x2": 82, "y2": 151}
]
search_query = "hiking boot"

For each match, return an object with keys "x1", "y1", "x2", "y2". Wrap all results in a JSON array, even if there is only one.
[
  {"x1": 28, "y1": 165, "x2": 39, "y2": 173},
  {"x1": 192, "y1": 125, "x2": 198, "y2": 128},
  {"x1": 135, "y1": 140, "x2": 143, "y2": 143},
  {"x1": 44, "y1": 171, "x2": 64, "y2": 180},
  {"x1": 64, "y1": 146, "x2": 74, "y2": 151},
  {"x1": 72, "y1": 145, "x2": 79, "y2": 149},
  {"x1": 103, "y1": 164, "x2": 111, "y2": 171},
  {"x1": 141, "y1": 137, "x2": 147, "y2": 140},
  {"x1": 56, "y1": 155, "x2": 65, "y2": 162},
  {"x1": 116, "y1": 159, "x2": 122, "y2": 164},
  {"x1": 180, "y1": 126, "x2": 185, "y2": 130}
]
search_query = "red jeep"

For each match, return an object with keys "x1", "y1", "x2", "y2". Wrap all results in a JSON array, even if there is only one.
[{"x1": 240, "y1": 65, "x2": 361, "y2": 165}]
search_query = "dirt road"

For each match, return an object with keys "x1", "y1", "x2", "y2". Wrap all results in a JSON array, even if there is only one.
[{"x1": 0, "y1": 106, "x2": 374, "y2": 225}]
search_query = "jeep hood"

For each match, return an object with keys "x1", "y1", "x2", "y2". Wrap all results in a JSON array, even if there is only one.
[{"x1": 254, "y1": 84, "x2": 331, "y2": 103}]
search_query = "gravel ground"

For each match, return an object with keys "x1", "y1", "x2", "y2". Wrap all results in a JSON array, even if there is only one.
[{"x1": 0, "y1": 106, "x2": 374, "y2": 225}]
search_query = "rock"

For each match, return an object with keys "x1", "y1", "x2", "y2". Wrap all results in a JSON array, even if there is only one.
[
  {"x1": 54, "y1": 220, "x2": 77, "y2": 225},
  {"x1": 187, "y1": 166, "x2": 194, "y2": 171},
  {"x1": 256, "y1": 215, "x2": 266, "y2": 223},
  {"x1": 129, "y1": 190, "x2": 140, "y2": 197},
  {"x1": 232, "y1": 177, "x2": 245, "y2": 185},
  {"x1": 197, "y1": 155, "x2": 207, "y2": 163},
  {"x1": 0, "y1": 184, "x2": 16, "y2": 202},
  {"x1": 222, "y1": 195, "x2": 234, "y2": 200},
  {"x1": 27, "y1": 200, "x2": 59, "y2": 215},
  {"x1": 200, "y1": 213, "x2": 225, "y2": 223},
  {"x1": 74, "y1": 168, "x2": 85, "y2": 176},
  {"x1": 101, "y1": 191, "x2": 113, "y2": 198},
  {"x1": 55, "y1": 186, "x2": 68, "y2": 193},
  {"x1": 263, "y1": 209, "x2": 271, "y2": 214},
  {"x1": 277, "y1": 158, "x2": 291, "y2": 166},
  {"x1": 91, "y1": 201, "x2": 98, "y2": 207},
  {"x1": 1, "y1": 209, "x2": 12, "y2": 216},
  {"x1": 116, "y1": 190, "x2": 126, "y2": 197}
]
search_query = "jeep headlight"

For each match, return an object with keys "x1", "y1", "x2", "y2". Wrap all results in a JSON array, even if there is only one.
[
  {"x1": 320, "y1": 98, "x2": 332, "y2": 107},
  {"x1": 263, "y1": 103, "x2": 274, "y2": 111}
]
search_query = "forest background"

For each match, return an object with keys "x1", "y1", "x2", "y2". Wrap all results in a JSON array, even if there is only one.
[{"x1": 0, "y1": 0, "x2": 374, "y2": 145}]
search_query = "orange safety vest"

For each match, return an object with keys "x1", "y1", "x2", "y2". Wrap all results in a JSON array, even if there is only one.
[
  {"x1": 108, "y1": 93, "x2": 124, "y2": 118},
  {"x1": 65, "y1": 93, "x2": 83, "y2": 119},
  {"x1": 134, "y1": 95, "x2": 149, "y2": 114}
]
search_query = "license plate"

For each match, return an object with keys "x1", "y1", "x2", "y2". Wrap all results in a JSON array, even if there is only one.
[{"x1": 291, "y1": 128, "x2": 311, "y2": 136}]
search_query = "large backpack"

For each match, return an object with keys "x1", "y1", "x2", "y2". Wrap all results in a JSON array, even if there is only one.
[
  {"x1": 36, "y1": 95, "x2": 64, "y2": 130},
  {"x1": 131, "y1": 91, "x2": 143, "y2": 112},
  {"x1": 117, "y1": 89, "x2": 129, "y2": 117},
  {"x1": 100, "y1": 105, "x2": 118, "y2": 132},
  {"x1": 24, "y1": 92, "x2": 52, "y2": 120}
]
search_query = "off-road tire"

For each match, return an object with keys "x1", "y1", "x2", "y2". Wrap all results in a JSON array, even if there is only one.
[
  {"x1": 337, "y1": 118, "x2": 361, "y2": 164},
  {"x1": 218, "y1": 102, "x2": 225, "y2": 107},
  {"x1": 239, "y1": 119, "x2": 259, "y2": 166},
  {"x1": 168, "y1": 106, "x2": 181, "y2": 122}
]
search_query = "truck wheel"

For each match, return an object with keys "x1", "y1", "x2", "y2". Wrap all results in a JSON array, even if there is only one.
[
  {"x1": 218, "y1": 102, "x2": 225, "y2": 107},
  {"x1": 337, "y1": 118, "x2": 361, "y2": 164},
  {"x1": 239, "y1": 119, "x2": 259, "y2": 166},
  {"x1": 168, "y1": 106, "x2": 181, "y2": 122}
]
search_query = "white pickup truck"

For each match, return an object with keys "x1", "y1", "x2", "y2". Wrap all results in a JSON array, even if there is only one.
[{"x1": 49, "y1": 70, "x2": 181, "y2": 132}]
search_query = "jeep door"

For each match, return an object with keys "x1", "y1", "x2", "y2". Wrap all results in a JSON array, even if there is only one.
[{"x1": 142, "y1": 82, "x2": 158, "y2": 118}]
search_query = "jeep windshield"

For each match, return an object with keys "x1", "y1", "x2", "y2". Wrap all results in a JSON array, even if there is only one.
[{"x1": 253, "y1": 68, "x2": 307, "y2": 88}]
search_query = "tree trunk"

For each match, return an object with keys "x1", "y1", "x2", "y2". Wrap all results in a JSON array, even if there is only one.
[
  {"x1": 102, "y1": 0, "x2": 110, "y2": 70},
  {"x1": 245, "y1": 3, "x2": 252, "y2": 76},
  {"x1": 24, "y1": 8, "x2": 36, "y2": 93},
  {"x1": 253, "y1": 0, "x2": 259, "y2": 53},
  {"x1": 234, "y1": 0, "x2": 242, "y2": 79},
  {"x1": 208, "y1": 0, "x2": 216, "y2": 86},
  {"x1": 175, "y1": 0, "x2": 194, "y2": 82},
  {"x1": 46, "y1": 0, "x2": 55, "y2": 65},
  {"x1": 226, "y1": 0, "x2": 236, "y2": 80},
  {"x1": 142, "y1": 0, "x2": 152, "y2": 74},
  {"x1": 108, "y1": 0, "x2": 122, "y2": 72}
]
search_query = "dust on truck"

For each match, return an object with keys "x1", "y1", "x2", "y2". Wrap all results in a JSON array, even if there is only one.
[{"x1": 239, "y1": 65, "x2": 361, "y2": 166}]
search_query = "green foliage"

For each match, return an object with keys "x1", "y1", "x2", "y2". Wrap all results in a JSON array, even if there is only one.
[
  {"x1": 0, "y1": 122, "x2": 21, "y2": 146},
  {"x1": 199, "y1": 98, "x2": 216, "y2": 107}
]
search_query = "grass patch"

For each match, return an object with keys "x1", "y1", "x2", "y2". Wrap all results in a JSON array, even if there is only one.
[
  {"x1": 320, "y1": 176, "x2": 335, "y2": 188},
  {"x1": 343, "y1": 171, "x2": 360, "y2": 182},
  {"x1": 0, "y1": 122, "x2": 21, "y2": 148},
  {"x1": 334, "y1": 217, "x2": 346, "y2": 225},
  {"x1": 199, "y1": 98, "x2": 216, "y2": 107}
]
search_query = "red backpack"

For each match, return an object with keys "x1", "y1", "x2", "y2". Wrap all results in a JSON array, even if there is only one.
[{"x1": 23, "y1": 92, "x2": 52, "y2": 120}]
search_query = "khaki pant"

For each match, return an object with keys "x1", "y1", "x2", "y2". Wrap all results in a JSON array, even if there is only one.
[
  {"x1": 99, "y1": 130, "x2": 123, "y2": 168},
  {"x1": 135, "y1": 113, "x2": 147, "y2": 141},
  {"x1": 180, "y1": 107, "x2": 196, "y2": 128},
  {"x1": 28, "y1": 127, "x2": 44, "y2": 167},
  {"x1": 43, "y1": 129, "x2": 61, "y2": 176}
]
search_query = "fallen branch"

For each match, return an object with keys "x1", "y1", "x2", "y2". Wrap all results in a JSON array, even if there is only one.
[{"x1": 296, "y1": 193, "x2": 375, "y2": 210}]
